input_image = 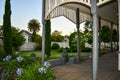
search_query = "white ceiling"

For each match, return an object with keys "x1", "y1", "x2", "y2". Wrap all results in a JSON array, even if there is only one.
[{"x1": 63, "y1": 1, "x2": 118, "y2": 24}]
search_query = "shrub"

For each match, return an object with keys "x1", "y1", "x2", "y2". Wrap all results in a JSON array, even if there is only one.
[
  {"x1": 0, "y1": 45, "x2": 5, "y2": 61},
  {"x1": 51, "y1": 43, "x2": 60, "y2": 49},
  {"x1": 81, "y1": 47, "x2": 92, "y2": 52},
  {"x1": 58, "y1": 47, "x2": 71, "y2": 53},
  {"x1": 0, "y1": 55, "x2": 55, "y2": 80}
]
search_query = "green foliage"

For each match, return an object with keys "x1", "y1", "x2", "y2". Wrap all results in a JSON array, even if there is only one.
[
  {"x1": 69, "y1": 32, "x2": 86, "y2": 52},
  {"x1": 100, "y1": 25, "x2": 111, "y2": 43},
  {"x1": 45, "y1": 20, "x2": 51, "y2": 57},
  {"x1": 28, "y1": 19, "x2": 41, "y2": 42},
  {"x1": 34, "y1": 34, "x2": 42, "y2": 50},
  {"x1": 112, "y1": 29, "x2": 118, "y2": 42},
  {"x1": 20, "y1": 64, "x2": 55, "y2": 80},
  {"x1": 3, "y1": 0, "x2": 12, "y2": 55},
  {"x1": 0, "y1": 55, "x2": 55, "y2": 80},
  {"x1": 0, "y1": 25, "x2": 3, "y2": 36},
  {"x1": 0, "y1": 44, "x2": 5, "y2": 61},
  {"x1": 81, "y1": 47, "x2": 92, "y2": 52},
  {"x1": 84, "y1": 21, "x2": 93, "y2": 44},
  {"x1": 69, "y1": 32, "x2": 77, "y2": 52},
  {"x1": 52, "y1": 43, "x2": 60, "y2": 49},
  {"x1": 51, "y1": 30, "x2": 64, "y2": 42},
  {"x1": 12, "y1": 27, "x2": 25, "y2": 51}
]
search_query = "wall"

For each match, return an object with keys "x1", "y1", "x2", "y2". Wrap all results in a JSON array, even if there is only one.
[
  {"x1": 51, "y1": 42, "x2": 69, "y2": 48},
  {"x1": 20, "y1": 42, "x2": 36, "y2": 51}
]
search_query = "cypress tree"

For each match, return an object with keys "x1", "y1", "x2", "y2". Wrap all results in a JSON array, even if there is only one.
[
  {"x1": 3, "y1": 0, "x2": 12, "y2": 55},
  {"x1": 45, "y1": 20, "x2": 51, "y2": 57}
]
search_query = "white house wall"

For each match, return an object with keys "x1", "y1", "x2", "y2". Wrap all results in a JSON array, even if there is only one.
[
  {"x1": 20, "y1": 42, "x2": 36, "y2": 51},
  {"x1": 51, "y1": 42, "x2": 69, "y2": 48}
]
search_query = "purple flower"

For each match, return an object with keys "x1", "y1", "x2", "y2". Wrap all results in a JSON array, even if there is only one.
[
  {"x1": 17, "y1": 56, "x2": 23, "y2": 62},
  {"x1": 4, "y1": 55, "x2": 12, "y2": 61},
  {"x1": 43, "y1": 61, "x2": 51, "y2": 67},
  {"x1": 16, "y1": 68, "x2": 22, "y2": 76},
  {"x1": 38, "y1": 67, "x2": 46, "y2": 73}
]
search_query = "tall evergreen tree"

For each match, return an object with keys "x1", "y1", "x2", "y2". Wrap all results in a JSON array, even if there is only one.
[
  {"x1": 45, "y1": 20, "x2": 51, "y2": 57},
  {"x1": 3, "y1": 0, "x2": 12, "y2": 55}
]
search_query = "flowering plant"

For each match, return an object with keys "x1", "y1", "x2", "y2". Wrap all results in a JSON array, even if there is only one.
[{"x1": 0, "y1": 53, "x2": 56, "y2": 80}]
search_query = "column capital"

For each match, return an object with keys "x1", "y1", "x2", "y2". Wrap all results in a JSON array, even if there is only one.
[{"x1": 91, "y1": 0, "x2": 98, "y2": 14}]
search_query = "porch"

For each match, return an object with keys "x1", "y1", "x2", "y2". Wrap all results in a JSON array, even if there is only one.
[{"x1": 55, "y1": 52, "x2": 120, "y2": 80}]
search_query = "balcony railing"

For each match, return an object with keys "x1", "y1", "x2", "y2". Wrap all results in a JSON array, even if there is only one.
[{"x1": 45, "y1": 0, "x2": 112, "y2": 23}]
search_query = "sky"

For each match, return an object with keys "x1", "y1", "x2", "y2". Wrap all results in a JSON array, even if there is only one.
[{"x1": 0, "y1": 0, "x2": 84, "y2": 36}]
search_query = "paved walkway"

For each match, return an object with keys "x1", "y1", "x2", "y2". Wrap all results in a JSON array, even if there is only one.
[{"x1": 54, "y1": 52, "x2": 120, "y2": 80}]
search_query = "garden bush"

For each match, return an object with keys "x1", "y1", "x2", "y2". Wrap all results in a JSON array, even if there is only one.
[
  {"x1": 0, "y1": 44, "x2": 5, "y2": 61},
  {"x1": 51, "y1": 43, "x2": 60, "y2": 49},
  {"x1": 81, "y1": 47, "x2": 92, "y2": 52}
]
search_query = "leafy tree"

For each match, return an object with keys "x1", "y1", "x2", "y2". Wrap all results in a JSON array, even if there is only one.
[
  {"x1": 51, "y1": 30, "x2": 64, "y2": 42},
  {"x1": 69, "y1": 31, "x2": 86, "y2": 52},
  {"x1": 0, "y1": 26, "x2": 3, "y2": 36},
  {"x1": 34, "y1": 34, "x2": 42, "y2": 50},
  {"x1": 112, "y1": 29, "x2": 118, "y2": 42},
  {"x1": 112, "y1": 29, "x2": 118, "y2": 48},
  {"x1": 51, "y1": 43, "x2": 60, "y2": 49},
  {"x1": 45, "y1": 20, "x2": 51, "y2": 57},
  {"x1": 12, "y1": 27, "x2": 25, "y2": 51},
  {"x1": 84, "y1": 21, "x2": 93, "y2": 44},
  {"x1": 28, "y1": 19, "x2": 41, "y2": 42},
  {"x1": 100, "y1": 25, "x2": 111, "y2": 47},
  {"x1": 69, "y1": 32, "x2": 77, "y2": 52},
  {"x1": 3, "y1": 0, "x2": 12, "y2": 55}
]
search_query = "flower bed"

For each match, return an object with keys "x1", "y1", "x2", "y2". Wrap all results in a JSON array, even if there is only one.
[{"x1": 0, "y1": 52, "x2": 56, "y2": 80}]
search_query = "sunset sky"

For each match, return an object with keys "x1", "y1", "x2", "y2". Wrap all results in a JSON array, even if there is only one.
[{"x1": 0, "y1": 0, "x2": 85, "y2": 36}]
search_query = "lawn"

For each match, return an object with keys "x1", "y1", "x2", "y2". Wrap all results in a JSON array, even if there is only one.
[{"x1": 20, "y1": 50, "x2": 90, "y2": 60}]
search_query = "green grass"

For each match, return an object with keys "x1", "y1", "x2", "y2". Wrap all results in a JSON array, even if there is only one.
[{"x1": 20, "y1": 50, "x2": 91, "y2": 60}]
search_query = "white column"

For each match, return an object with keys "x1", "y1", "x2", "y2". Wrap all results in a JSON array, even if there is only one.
[
  {"x1": 118, "y1": 0, "x2": 120, "y2": 71},
  {"x1": 91, "y1": 0, "x2": 99, "y2": 80}
]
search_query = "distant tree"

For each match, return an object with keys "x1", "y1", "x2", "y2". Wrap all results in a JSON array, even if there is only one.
[
  {"x1": 28, "y1": 19, "x2": 41, "y2": 42},
  {"x1": 100, "y1": 25, "x2": 111, "y2": 47},
  {"x1": 45, "y1": 20, "x2": 51, "y2": 57},
  {"x1": 69, "y1": 31, "x2": 86, "y2": 52},
  {"x1": 112, "y1": 29, "x2": 118, "y2": 48},
  {"x1": 51, "y1": 43, "x2": 60, "y2": 49},
  {"x1": 84, "y1": 21, "x2": 93, "y2": 44},
  {"x1": 51, "y1": 30, "x2": 64, "y2": 42},
  {"x1": 69, "y1": 32, "x2": 77, "y2": 52},
  {"x1": 34, "y1": 34, "x2": 42, "y2": 50},
  {"x1": 12, "y1": 27, "x2": 25, "y2": 51},
  {"x1": 3, "y1": 0, "x2": 12, "y2": 55},
  {"x1": 0, "y1": 26, "x2": 3, "y2": 36}
]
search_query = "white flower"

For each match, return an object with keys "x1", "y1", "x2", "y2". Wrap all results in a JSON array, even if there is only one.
[
  {"x1": 5, "y1": 55, "x2": 12, "y2": 61},
  {"x1": 43, "y1": 61, "x2": 51, "y2": 67},
  {"x1": 38, "y1": 67, "x2": 46, "y2": 73},
  {"x1": 3, "y1": 58, "x2": 5, "y2": 61},
  {"x1": 17, "y1": 56, "x2": 23, "y2": 62},
  {"x1": 15, "y1": 51, "x2": 19, "y2": 55},
  {"x1": 16, "y1": 68, "x2": 22, "y2": 76}
]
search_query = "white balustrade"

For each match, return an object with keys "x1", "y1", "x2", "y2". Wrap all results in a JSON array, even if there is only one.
[{"x1": 45, "y1": 0, "x2": 112, "y2": 23}]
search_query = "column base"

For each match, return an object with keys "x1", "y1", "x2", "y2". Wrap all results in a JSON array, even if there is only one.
[{"x1": 118, "y1": 52, "x2": 120, "y2": 70}]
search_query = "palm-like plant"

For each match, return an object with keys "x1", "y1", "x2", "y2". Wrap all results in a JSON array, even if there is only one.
[{"x1": 28, "y1": 19, "x2": 41, "y2": 42}]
